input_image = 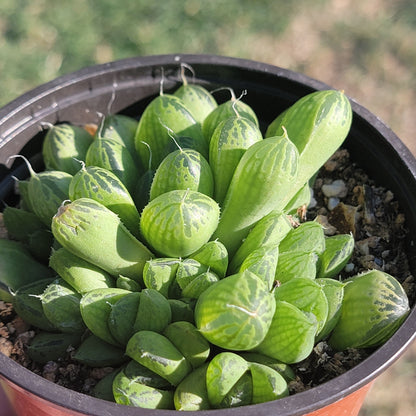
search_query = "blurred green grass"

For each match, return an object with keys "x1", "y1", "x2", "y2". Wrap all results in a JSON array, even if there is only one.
[{"x1": 0, "y1": 1, "x2": 415, "y2": 414}]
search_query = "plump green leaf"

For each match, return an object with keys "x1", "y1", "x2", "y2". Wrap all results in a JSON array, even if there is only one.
[
  {"x1": 80, "y1": 287, "x2": 131, "y2": 346},
  {"x1": 255, "y1": 300, "x2": 318, "y2": 364},
  {"x1": 329, "y1": 270, "x2": 410, "y2": 350},
  {"x1": 249, "y1": 362, "x2": 289, "y2": 404},
  {"x1": 195, "y1": 270, "x2": 275, "y2": 350},
  {"x1": 213, "y1": 134, "x2": 299, "y2": 256},
  {"x1": 140, "y1": 190, "x2": 220, "y2": 258},
  {"x1": 126, "y1": 330, "x2": 192, "y2": 386},
  {"x1": 274, "y1": 277, "x2": 329, "y2": 335},
  {"x1": 205, "y1": 352, "x2": 248, "y2": 408},
  {"x1": 318, "y1": 233, "x2": 354, "y2": 278},
  {"x1": 174, "y1": 364, "x2": 210, "y2": 411},
  {"x1": 74, "y1": 334, "x2": 127, "y2": 367},
  {"x1": 164, "y1": 321, "x2": 210, "y2": 369},
  {"x1": 112, "y1": 365, "x2": 174, "y2": 409},
  {"x1": 41, "y1": 278, "x2": 85, "y2": 333}
]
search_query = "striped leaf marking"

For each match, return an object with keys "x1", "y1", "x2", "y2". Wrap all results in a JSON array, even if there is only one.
[
  {"x1": 202, "y1": 99, "x2": 259, "y2": 144},
  {"x1": 85, "y1": 137, "x2": 140, "y2": 193},
  {"x1": 149, "y1": 148, "x2": 214, "y2": 201},
  {"x1": 318, "y1": 233, "x2": 355, "y2": 279},
  {"x1": 194, "y1": 270, "x2": 275, "y2": 351},
  {"x1": 69, "y1": 165, "x2": 141, "y2": 238},
  {"x1": 274, "y1": 277, "x2": 329, "y2": 335},
  {"x1": 142, "y1": 258, "x2": 181, "y2": 298},
  {"x1": 140, "y1": 190, "x2": 220, "y2": 258},
  {"x1": 213, "y1": 134, "x2": 299, "y2": 256},
  {"x1": 249, "y1": 362, "x2": 289, "y2": 404},
  {"x1": 126, "y1": 330, "x2": 192, "y2": 386},
  {"x1": 328, "y1": 270, "x2": 410, "y2": 351},
  {"x1": 181, "y1": 271, "x2": 219, "y2": 299},
  {"x1": 51, "y1": 198, "x2": 153, "y2": 281},
  {"x1": 254, "y1": 300, "x2": 318, "y2": 364},
  {"x1": 27, "y1": 170, "x2": 72, "y2": 227},
  {"x1": 274, "y1": 251, "x2": 319, "y2": 284},
  {"x1": 112, "y1": 362, "x2": 174, "y2": 409},
  {"x1": 188, "y1": 240, "x2": 228, "y2": 278},
  {"x1": 173, "y1": 84, "x2": 218, "y2": 124},
  {"x1": 205, "y1": 352, "x2": 248, "y2": 408},
  {"x1": 266, "y1": 90, "x2": 352, "y2": 196},
  {"x1": 135, "y1": 94, "x2": 204, "y2": 170},
  {"x1": 229, "y1": 211, "x2": 292, "y2": 274},
  {"x1": 239, "y1": 244, "x2": 279, "y2": 290},
  {"x1": 315, "y1": 278, "x2": 346, "y2": 342},
  {"x1": 209, "y1": 115, "x2": 263, "y2": 205},
  {"x1": 279, "y1": 221, "x2": 326, "y2": 255},
  {"x1": 96, "y1": 114, "x2": 139, "y2": 164},
  {"x1": 176, "y1": 259, "x2": 209, "y2": 290},
  {"x1": 42, "y1": 123, "x2": 93, "y2": 175}
]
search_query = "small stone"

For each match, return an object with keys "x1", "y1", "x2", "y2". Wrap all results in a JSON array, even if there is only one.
[
  {"x1": 0, "y1": 323, "x2": 8, "y2": 338},
  {"x1": 315, "y1": 214, "x2": 337, "y2": 236},
  {"x1": 328, "y1": 203, "x2": 359, "y2": 236},
  {"x1": 344, "y1": 263, "x2": 355, "y2": 273},
  {"x1": 43, "y1": 361, "x2": 59, "y2": 382},
  {"x1": 395, "y1": 213, "x2": 406, "y2": 227},
  {"x1": 16, "y1": 330, "x2": 35, "y2": 345},
  {"x1": 381, "y1": 250, "x2": 390, "y2": 258},
  {"x1": 355, "y1": 237, "x2": 380, "y2": 256},
  {"x1": 0, "y1": 338, "x2": 13, "y2": 357},
  {"x1": 359, "y1": 254, "x2": 382, "y2": 270},
  {"x1": 327, "y1": 197, "x2": 340, "y2": 211},
  {"x1": 374, "y1": 257, "x2": 384, "y2": 267},
  {"x1": 322, "y1": 180, "x2": 348, "y2": 198},
  {"x1": 323, "y1": 160, "x2": 338, "y2": 172},
  {"x1": 384, "y1": 190, "x2": 394, "y2": 203}
]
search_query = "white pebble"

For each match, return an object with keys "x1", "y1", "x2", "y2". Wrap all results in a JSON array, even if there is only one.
[
  {"x1": 327, "y1": 197, "x2": 340, "y2": 210},
  {"x1": 344, "y1": 263, "x2": 355, "y2": 273},
  {"x1": 322, "y1": 179, "x2": 348, "y2": 198}
]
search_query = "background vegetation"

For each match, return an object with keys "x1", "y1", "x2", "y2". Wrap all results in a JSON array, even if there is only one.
[{"x1": 0, "y1": 1, "x2": 415, "y2": 414}]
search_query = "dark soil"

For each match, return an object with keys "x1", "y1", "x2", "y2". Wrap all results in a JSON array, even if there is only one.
[{"x1": 0, "y1": 148, "x2": 415, "y2": 398}]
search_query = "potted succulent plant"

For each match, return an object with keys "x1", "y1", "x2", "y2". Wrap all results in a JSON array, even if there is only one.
[{"x1": 0, "y1": 54, "x2": 415, "y2": 416}]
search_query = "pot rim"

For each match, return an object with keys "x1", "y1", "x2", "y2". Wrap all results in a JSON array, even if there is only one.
[{"x1": 1, "y1": 53, "x2": 416, "y2": 415}]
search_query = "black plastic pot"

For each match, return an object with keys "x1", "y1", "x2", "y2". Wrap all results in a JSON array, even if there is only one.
[{"x1": 0, "y1": 54, "x2": 415, "y2": 416}]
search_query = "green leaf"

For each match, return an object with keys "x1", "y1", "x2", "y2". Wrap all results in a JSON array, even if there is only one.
[
  {"x1": 255, "y1": 300, "x2": 318, "y2": 364},
  {"x1": 206, "y1": 352, "x2": 248, "y2": 408}
]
